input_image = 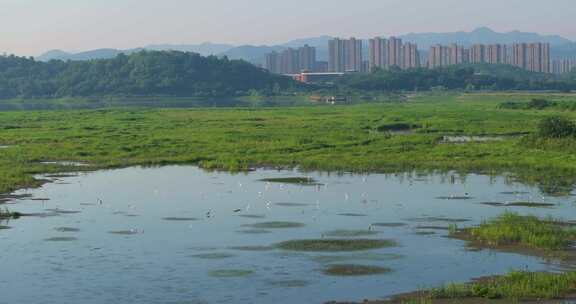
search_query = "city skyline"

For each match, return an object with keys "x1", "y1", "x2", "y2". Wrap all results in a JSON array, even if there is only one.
[
  {"x1": 265, "y1": 38, "x2": 564, "y2": 76},
  {"x1": 2, "y1": 0, "x2": 576, "y2": 56}
]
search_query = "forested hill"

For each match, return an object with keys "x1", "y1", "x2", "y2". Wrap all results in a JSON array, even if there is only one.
[{"x1": 0, "y1": 51, "x2": 294, "y2": 99}]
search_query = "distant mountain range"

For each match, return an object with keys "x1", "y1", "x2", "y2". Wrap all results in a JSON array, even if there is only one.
[{"x1": 37, "y1": 27, "x2": 576, "y2": 64}]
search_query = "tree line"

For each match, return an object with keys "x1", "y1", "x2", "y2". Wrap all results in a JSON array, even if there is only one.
[
  {"x1": 0, "y1": 51, "x2": 293, "y2": 99},
  {"x1": 334, "y1": 64, "x2": 576, "y2": 92}
]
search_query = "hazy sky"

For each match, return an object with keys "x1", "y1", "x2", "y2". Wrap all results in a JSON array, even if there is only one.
[{"x1": 2, "y1": 0, "x2": 575, "y2": 56}]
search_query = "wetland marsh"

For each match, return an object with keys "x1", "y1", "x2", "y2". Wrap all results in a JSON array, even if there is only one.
[{"x1": 2, "y1": 93, "x2": 576, "y2": 303}]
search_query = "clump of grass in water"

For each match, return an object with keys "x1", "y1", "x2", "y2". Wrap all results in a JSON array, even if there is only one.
[
  {"x1": 259, "y1": 177, "x2": 321, "y2": 186},
  {"x1": 277, "y1": 239, "x2": 397, "y2": 252},
  {"x1": 452, "y1": 212, "x2": 576, "y2": 252},
  {"x1": 322, "y1": 264, "x2": 392, "y2": 276},
  {"x1": 322, "y1": 229, "x2": 379, "y2": 238},
  {"x1": 228, "y1": 245, "x2": 276, "y2": 251},
  {"x1": 0, "y1": 207, "x2": 21, "y2": 219}
]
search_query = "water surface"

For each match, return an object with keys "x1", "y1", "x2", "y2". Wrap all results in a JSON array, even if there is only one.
[{"x1": 1, "y1": 166, "x2": 574, "y2": 304}]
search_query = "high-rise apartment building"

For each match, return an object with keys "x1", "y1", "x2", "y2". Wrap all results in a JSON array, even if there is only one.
[
  {"x1": 279, "y1": 48, "x2": 300, "y2": 74},
  {"x1": 486, "y1": 44, "x2": 507, "y2": 64},
  {"x1": 513, "y1": 43, "x2": 550, "y2": 73},
  {"x1": 298, "y1": 44, "x2": 316, "y2": 72},
  {"x1": 368, "y1": 37, "x2": 388, "y2": 71},
  {"x1": 469, "y1": 44, "x2": 486, "y2": 64},
  {"x1": 512, "y1": 43, "x2": 528, "y2": 70},
  {"x1": 552, "y1": 58, "x2": 576, "y2": 74},
  {"x1": 526, "y1": 43, "x2": 550, "y2": 73},
  {"x1": 265, "y1": 45, "x2": 317, "y2": 74},
  {"x1": 329, "y1": 38, "x2": 363, "y2": 72},
  {"x1": 449, "y1": 44, "x2": 466, "y2": 65},
  {"x1": 346, "y1": 38, "x2": 363, "y2": 72},
  {"x1": 265, "y1": 51, "x2": 281, "y2": 74},
  {"x1": 387, "y1": 37, "x2": 403, "y2": 68},
  {"x1": 402, "y1": 43, "x2": 420, "y2": 69},
  {"x1": 428, "y1": 44, "x2": 450, "y2": 68},
  {"x1": 369, "y1": 37, "x2": 419, "y2": 70},
  {"x1": 328, "y1": 38, "x2": 347, "y2": 72}
]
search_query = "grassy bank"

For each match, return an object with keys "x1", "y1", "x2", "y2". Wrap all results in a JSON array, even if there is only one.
[
  {"x1": 357, "y1": 212, "x2": 576, "y2": 304},
  {"x1": 378, "y1": 271, "x2": 576, "y2": 304},
  {"x1": 1, "y1": 92, "x2": 576, "y2": 195}
]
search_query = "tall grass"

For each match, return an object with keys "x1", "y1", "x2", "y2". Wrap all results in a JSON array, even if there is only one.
[{"x1": 430, "y1": 271, "x2": 576, "y2": 300}]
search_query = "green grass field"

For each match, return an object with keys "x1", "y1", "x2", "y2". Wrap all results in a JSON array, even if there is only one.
[{"x1": 1, "y1": 92, "x2": 576, "y2": 195}]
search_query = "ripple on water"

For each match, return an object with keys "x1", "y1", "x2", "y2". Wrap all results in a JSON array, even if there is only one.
[
  {"x1": 208, "y1": 269, "x2": 254, "y2": 278},
  {"x1": 108, "y1": 230, "x2": 141, "y2": 235},
  {"x1": 266, "y1": 280, "x2": 309, "y2": 288},
  {"x1": 236, "y1": 229, "x2": 272, "y2": 234},
  {"x1": 338, "y1": 213, "x2": 368, "y2": 217},
  {"x1": 311, "y1": 252, "x2": 404, "y2": 264},
  {"x1": 242, "y1": 221, "x2": 305, "y2": 229},
  {"x1": 45, "y1": 209, "x2": 81, "y2": 214},
  {"x1": 435, "y1": 196, "x2": 474, "y2": 200},
  {"x1": 162, "y1": 217, "x2": 200, "y2": 221},
  {"x1": 404, "y1": 217, "x2": 471, "y2": 223},
  {"x1": 275, "y1": 202, "x2": 310, "y2": 207},
  {"x1": 238, "y1": 214, "x2": 267, "y2": 219},
  {"x1": 415, "y1": 225, "x2": 450, "y2": 231},
  {"x1": 371, "y1": 222, "x2": 408, "y2": 228},
  {"x1": 190, "y1": 253, "x2": 236, "y2": 259},
  {"x1": 323, "y1": 229, "x2": 379, "y2": 238},
  {"x1": 54, "y1": 227, "x2": 80, "y2": 233}
]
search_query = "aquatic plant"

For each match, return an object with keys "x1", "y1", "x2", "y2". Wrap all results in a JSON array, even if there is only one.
[
  {"x1": 228, "y1": 245, "x2": 276, "y2": 251},
  {"x1": 44, "y1": 237, "x2": 77, "y2": 242},
  {"x1": 452, "y1": 212, "x2": 576, "y2": 252},
  {"x1": 0, "y1": 207, "x2": 20, "y2": 219},
  {"x1": 323, "y1": 229, "x2": 379, "y2": 238},
  {"x1": 259, "y1": 177, "x2": 321, "y2": 186},
  {"x1": 322, "y1": 264, "x2": 392, "y2": 276},
  {"x1": 276, "y1": 239, "x2": 397, "y2": 252}
]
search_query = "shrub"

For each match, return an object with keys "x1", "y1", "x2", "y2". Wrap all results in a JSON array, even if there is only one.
[
  {"x1": 527, "y1": 98, "x2": 555, "y2": 110},
  {"x1": 537, "y1": 116, "x2": 576, "y2": 139}
]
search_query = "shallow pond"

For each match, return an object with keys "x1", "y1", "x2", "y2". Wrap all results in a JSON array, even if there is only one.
[{"x1": 1, "y1": 166, "x2": 575, "y2": 304}]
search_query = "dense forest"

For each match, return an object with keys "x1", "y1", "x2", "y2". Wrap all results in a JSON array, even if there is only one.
[
  {"x1": 335, "y1": 64, "x2": 576, "y2": 92},
  {"x1": 0, "y1": 51, "x2": 294, "y2": 99}
]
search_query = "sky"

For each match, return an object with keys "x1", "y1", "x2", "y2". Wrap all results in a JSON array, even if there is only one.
[{"x1": 1, "y1": 0, "x2": 575, "y2": 56}]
